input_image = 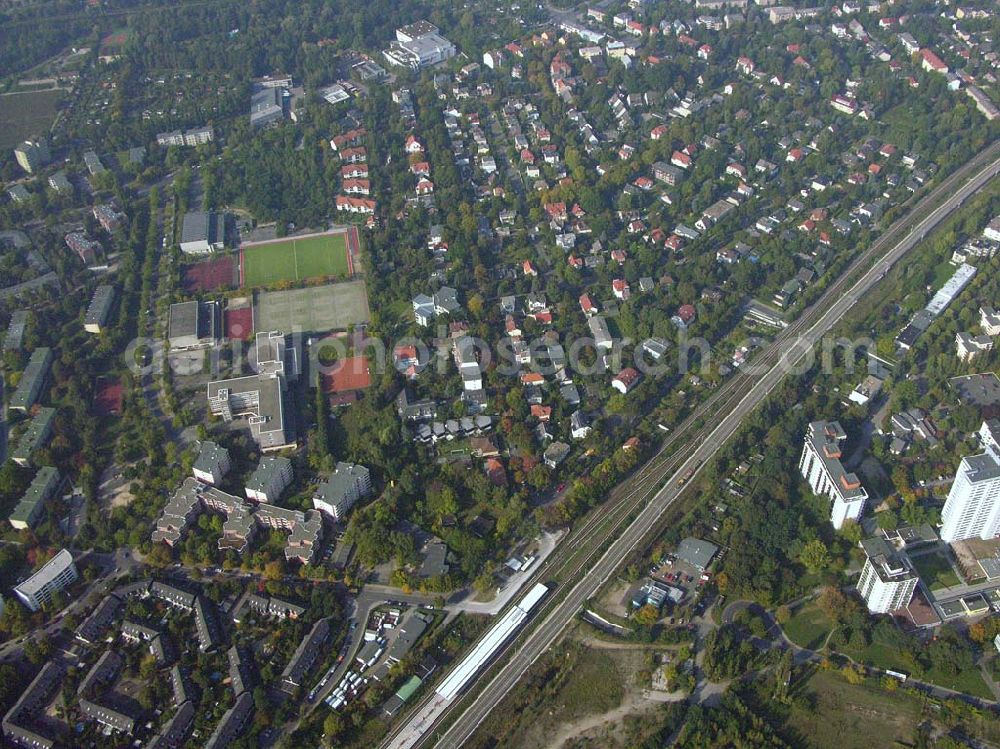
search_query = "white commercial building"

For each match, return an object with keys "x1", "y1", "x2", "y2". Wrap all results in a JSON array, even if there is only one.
[
  {"x1": 940, "y1": 421, "x2": 1000, "y2": 543},
  {"x1": 14, "y1": 548, "x2": 78, "y2": 611},
  {"x1": 857, "y1": 537, "x2": 918, "y2": 614},
  {"x1": 799, "y1": 420, "x2": 868, "y2": 529},
  {"x1": 207, "y1": 332, "x2": 296, "y2": 452},
  {"x1": 384, "y1": 22, "x2": 456, "y2": 69}
]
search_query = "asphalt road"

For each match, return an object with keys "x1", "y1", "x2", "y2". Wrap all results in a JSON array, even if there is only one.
[
  {"x1": 410, "y1": 145, "x2": 1000, "y2": 749},
  {"x1": 305, "y1": 586, "x2": 438, "y2": 712}
]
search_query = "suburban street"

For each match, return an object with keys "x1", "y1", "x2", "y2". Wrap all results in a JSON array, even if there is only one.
[{"x1": 392, "y1": 144, "x2": 1000, "y2": 749}]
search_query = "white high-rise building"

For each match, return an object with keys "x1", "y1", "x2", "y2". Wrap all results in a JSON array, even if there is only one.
[
  {"x1": 940, "y1": 421, "x2": 1000, "y2": 543},
  {"x1": 798, "y1": 421, "x2": 868, "y2": 529},
  {"x1": 857, "y1": 537, "x2": 918, "y2": 614}
]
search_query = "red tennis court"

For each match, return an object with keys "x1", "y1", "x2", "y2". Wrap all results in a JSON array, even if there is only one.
[
  {"x1": 183, "y1": 255, "x2": 238, "y2": 293},
  {"x1": 225, "y1": 306, "x2": 254, "y2": 341},
  {"x1": 320, "y1": 356, "x2": 372, "y2": 394}
]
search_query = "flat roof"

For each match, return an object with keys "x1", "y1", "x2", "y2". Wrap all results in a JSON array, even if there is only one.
[
  {"x1": 926, "y1": 263, "x2": 976, "y2": 316},
  {"x1": 387, "y1": 613, "x2": 428, "y2": 662},
  {"x1": 961, "y1": 452, "x2": 1000, "y2": 483},
  {"x1": 950, "y1": 373, "x2": 1000, "y2": 407},
  {"x1": 168, "y1": 300, "x2": 199, "y2": 339},
  {"x1": 435, "y1": 585, "x2": 548, "y2": 700},
  {"x1": 675, "y1": 537, "x2": 719, "y2": 570},
  {"x1": 180, "y1": 211, "x2": 220, "y2": 246},
  {"x1": 395, "y1": 675, "x2": 423, "y2": 702},
  {"x1": 14, "y1": 547, "x2": 74, "y2": 598},
  {"x1": 860, "y1": 536, "x2": 916, "y2": 584},
  {"x1": 804, "y1": 420, "x2": 868, "y2": 501},
  {"x1": 208, "y1": 374, "x2": 291, "y2": 449}
]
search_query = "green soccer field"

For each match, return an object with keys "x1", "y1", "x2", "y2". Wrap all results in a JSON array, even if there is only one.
[{"x1": 241, "y1": 232, "x2": 350, "y2": 287}]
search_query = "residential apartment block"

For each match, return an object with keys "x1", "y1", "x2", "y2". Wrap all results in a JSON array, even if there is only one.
[
  {"x1": 84, "y1": 285, "x2": 115, "y2": 333},
  {"x1": 245, "y1": 456, "x2": 293, "y2": 502},
  {"x1": 13, "y1": 548, "x2": 78, "y2": 611},
  {"x1": 940, "y1": 420, "x2": 1000, "y2": 543},
  {"x1": 857, "y1": 536, "x2": 918, "y2": 613},
  {"x1": 9, "y1": 347, "x2": 52, "y2": 413},
  {"x1": 312, "y1": 462, "x2": 372, "y2": 520},
  {"x1": 192, "y1": 441, "x2": 231, "y2": 485},
  {"x1": 153, "y1": 478, "x2": 322, "y2": 563},
  {"x1": 799, "y1": 420, "x2": 868, "y2": 529}
]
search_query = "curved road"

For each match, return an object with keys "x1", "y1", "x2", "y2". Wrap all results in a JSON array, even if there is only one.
[{"x1": 405, "y1": 145, "x2": 1000, "y2": 749}]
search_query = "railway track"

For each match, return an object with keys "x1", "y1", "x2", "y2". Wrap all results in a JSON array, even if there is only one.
[
  {"x1": 540, "y1": 139, "x2": 1000, "y2": 586},
  {"x1": 383, "y1": 143, "x2": 1000, "y2": 749}
]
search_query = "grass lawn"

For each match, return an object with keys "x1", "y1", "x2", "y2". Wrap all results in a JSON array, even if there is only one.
[
  {"x1": 242, "y1": 231, "x2": 349, "y2": 286},
  {"x1": 839, "y1": 640, "x2": 993, "y2": 700},
  {"x1": 784, "y1": 668, "x2": 924, "y2": 748},
  {"x1": 910, "y1": 550, "x2": 961, "y2": 591},
  {"x1": 0, "y1": 90, "x2": 61, "y2": 149},
  {"x1": 782, "y1": 601, "x2": 833, "y2": 651}
]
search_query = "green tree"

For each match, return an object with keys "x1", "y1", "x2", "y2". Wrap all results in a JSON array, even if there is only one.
[
  {"x1": 633, "y1": 604, "x2": 660, "y2": 626},
  {"x1": 799, "y1": 540, "x2": 831, "y2": 575}
]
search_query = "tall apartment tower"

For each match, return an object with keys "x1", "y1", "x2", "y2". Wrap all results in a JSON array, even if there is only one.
[
  {"x1": 857, "y1": 537, "x2": 918, "y2": 614},
  {"x1": 799, "y1": 420, "x2": 868, "y2": 529},
  {"x1": 939, "y1": 420, "x2": 1000, "y2": 543}
]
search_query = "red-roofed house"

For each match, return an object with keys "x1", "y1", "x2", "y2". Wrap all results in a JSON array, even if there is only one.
[
  {"x1": 343, "y1": 178, "x2": 370, "y2": 195},
  {"x1": 612, "y1": 279, "x2": 631, "y2": 300},
  {"x1": 531, "y1": 404, "x2": 552, "y2": 422},
  {"x1": 671, "y1": 150, "x2": 692, "y2": 169},
  {"x1": 544, "y1": 202, "x2": 568, "y2": 221},
  {"x1": 523, "y1": 259, "x2": 538, "y2": 276},
  {"x1": 920, "y1": 48, "x2": 948, "y2": 74},
  {"x1": 341, "y1": 164, "x2": 368, "y2": 179},
  {"x1": 579, "y1": 293, "x2": 597, "y2": 315},
  {"x1": 612, "y1": 367, "x2": 641, "y2": 394},
  {"x1": 485, "y1": 457, "x2": 507, "y2": 487},
  {"x1": 405, "y1": 134, "x2": 425, "y2": 153}
]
